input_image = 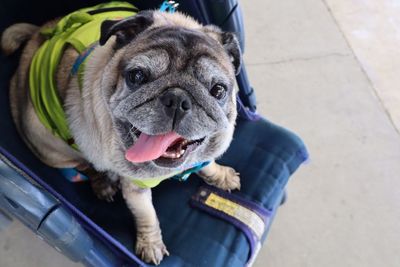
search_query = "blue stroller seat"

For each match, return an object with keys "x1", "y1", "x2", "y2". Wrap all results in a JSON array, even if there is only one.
[{"x1": 0, "y1": 1, "x2": 308, "y2": 266}]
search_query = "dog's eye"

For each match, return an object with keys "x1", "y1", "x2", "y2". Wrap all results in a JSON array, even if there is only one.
[
  {"x1": 210, "y1": 84, "x2": 227, "y2": 100},
  {"x1": 126, "y1": 69, "x2": 147, "y2": 86}
]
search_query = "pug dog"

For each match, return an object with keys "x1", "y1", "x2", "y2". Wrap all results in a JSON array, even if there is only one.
[{"x1": 2, "y1": 8, "x2": 241, "y2": 264}]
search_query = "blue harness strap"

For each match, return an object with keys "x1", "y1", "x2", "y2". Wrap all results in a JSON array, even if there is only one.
[
  {"x1": 60, "y1": 161, "x2": 210, "y2": 184},
  {"x1": 172, "y1": 161, "x2": 210, "y2": 181},
  {"x1": 60, "y1": 167, "x2": 89, "y2": 182},
  {"x1": 159, "y1": 0, "x2": 179, "y2": 13},
  {"x1": 70, "y1": 44, "x2": 97, "y2": 76}
]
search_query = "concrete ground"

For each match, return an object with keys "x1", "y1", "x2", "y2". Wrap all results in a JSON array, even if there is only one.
[{"x1": 1, "y1": 0, "x2": 400, "y2": 266}]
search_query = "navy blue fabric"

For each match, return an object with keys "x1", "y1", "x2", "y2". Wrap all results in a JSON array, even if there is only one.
[{"x1": 152, "y1": 118, "x2": 308, "y2": 267}]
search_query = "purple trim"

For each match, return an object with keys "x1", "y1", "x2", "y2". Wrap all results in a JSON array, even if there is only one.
[
  {"x1": 190, "y1": 186, "x2": 272, "y2": 264},
  {"x1": 190, "y1": 199, "x2": 260, "y2": 262},
  {"x1": 0, "y1": 147, "x2": 145, "y2": 267},
  {"x1": 236, "y1": 96, "x2": 261, "y2": 121}
]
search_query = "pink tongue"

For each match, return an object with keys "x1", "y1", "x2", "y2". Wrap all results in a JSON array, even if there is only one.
[{"x1": 125, "y1": 132, "x2": 181, "y2": 163}]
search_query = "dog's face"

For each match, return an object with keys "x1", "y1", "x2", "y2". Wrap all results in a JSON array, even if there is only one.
[{"x1": 98, "y1": 11, "x2": 241, "y2": 178}]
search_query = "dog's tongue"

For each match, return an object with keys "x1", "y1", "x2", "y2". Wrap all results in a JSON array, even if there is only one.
[{"x1": 125, "y1": 132, "x2": 181, "y2": 163}]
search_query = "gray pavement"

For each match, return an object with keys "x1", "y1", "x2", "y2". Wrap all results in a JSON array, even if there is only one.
[{"x1": 1, "y1": 0, "x2": 400, "y2": 266}]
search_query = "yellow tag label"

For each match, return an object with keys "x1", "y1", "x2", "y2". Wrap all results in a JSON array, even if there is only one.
[{"x1": 205, "y1": 193, "x2": 265, "y2": 239}]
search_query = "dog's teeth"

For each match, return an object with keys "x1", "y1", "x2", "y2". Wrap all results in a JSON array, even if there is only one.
[
  {"x1": 162, "y1": 148, "x2": 186, "y2": 159},
  {"x1": 162, "y1": 151, "x2": 175, "y2": 158}
]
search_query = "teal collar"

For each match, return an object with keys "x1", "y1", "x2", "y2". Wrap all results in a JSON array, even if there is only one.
[{"x1": 60, "y1": 161, "x2": 210, "y2": 188}]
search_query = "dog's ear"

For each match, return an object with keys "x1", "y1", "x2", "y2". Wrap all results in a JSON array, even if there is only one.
[
  {"x1": 220, "y1": 32, "x2": 242, "y2": 75},
  {"x1": 203, "y1": 25, "x2": 242, "y2": 75},
  {"x1": 99, "y1": 11, "x2": 154, "y2": 48}
]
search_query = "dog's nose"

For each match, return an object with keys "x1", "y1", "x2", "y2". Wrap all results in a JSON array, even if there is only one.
[{"x1": 160, "y1": 88, "x2": 192, "y2": 125}]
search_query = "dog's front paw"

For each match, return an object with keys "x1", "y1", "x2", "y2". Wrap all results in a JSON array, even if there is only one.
[
  {"x1": 93, "y1": 181, "x2": 118, "y2": 202},
  {"x1": 136, "y1": 232, "x2": 169, "y2": 265},
  {"x1": 201, "y1": 165, "x2": 241, "y2": 192},
  {"x1": 90, "y1": 173, "x2": 119, "y2": 202}
]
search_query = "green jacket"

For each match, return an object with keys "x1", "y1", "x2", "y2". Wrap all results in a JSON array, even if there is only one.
[{"x1": 29, "y1": 1, "x2": 137, "y2": 148}]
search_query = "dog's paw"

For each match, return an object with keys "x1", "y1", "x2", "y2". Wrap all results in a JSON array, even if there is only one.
[
  {"x1": 136, "y1": 235, "x2": 169, "y2": 265},
  {"x1": 203, "y1": 166, "x2": 241, "y2": 192},
  {"x1": 90, "y1": 175, "x2": 119, "y2": 202}
]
